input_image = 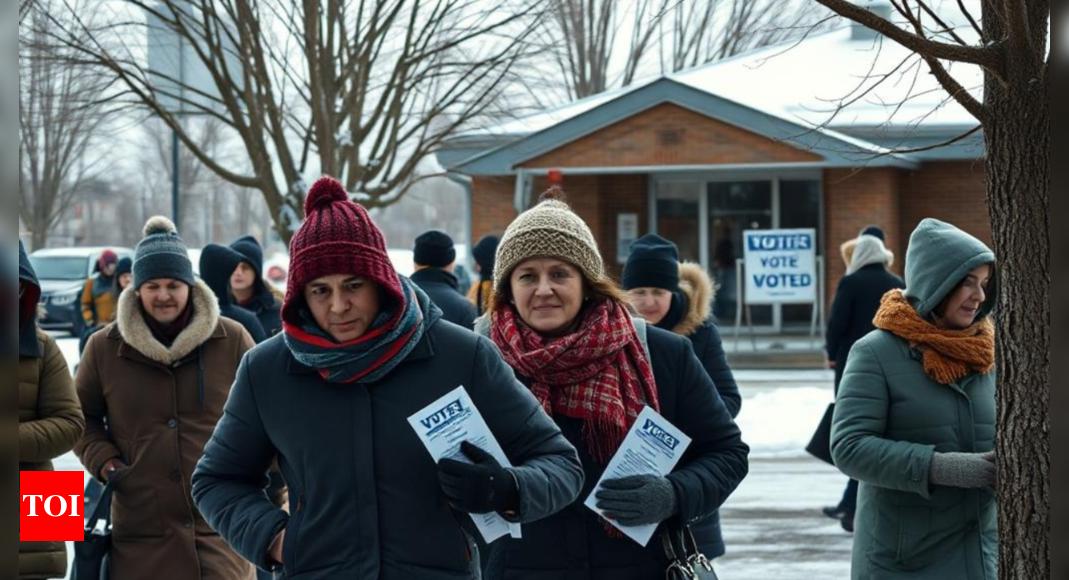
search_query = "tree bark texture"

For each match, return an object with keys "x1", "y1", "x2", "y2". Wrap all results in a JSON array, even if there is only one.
[{"x1": 983, "y1": 2, "x2": 1050, "y2": 578}]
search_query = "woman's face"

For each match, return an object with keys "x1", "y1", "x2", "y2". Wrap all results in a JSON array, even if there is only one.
[
  {"x1": 628, "y1": 287, "x2": 673, "y2": 326},
  {"x1": 231, "y1": 262, "x2": 257, "y2": 293},
  {"x1": 303, "y1": 275, "x2": 382, "y2": 343},
  {"x1": 509, "y1": 258, "x2": 585, "y2": 337},
  {"x1": 118, "y1": 273, "x2": 133, "y2": 291},
  {"x1": 138, "y1": 279, "x2": 191, "y2": 325},
  {"x1": 938, "y1": 264, "x2": 992, "y2": 329}
]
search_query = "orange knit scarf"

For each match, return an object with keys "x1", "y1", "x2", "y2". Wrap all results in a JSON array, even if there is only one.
[{"x1": 873, "y1": 290, "x2": 995, "y2": 385}]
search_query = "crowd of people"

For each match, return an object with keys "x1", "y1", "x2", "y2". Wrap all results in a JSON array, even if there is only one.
[{"x1": 16, "y1": 175, "x2": 999, "y2": 580}]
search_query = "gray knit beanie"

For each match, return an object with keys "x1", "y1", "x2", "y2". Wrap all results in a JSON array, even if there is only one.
[
  {"x1": 493, "y1": 189, "x2": 605, "y2": 295},
  {"x1": 133, "y1": 216, "x2": 196, "y2": 288}
]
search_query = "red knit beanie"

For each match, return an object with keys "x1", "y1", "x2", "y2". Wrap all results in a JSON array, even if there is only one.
[{"x1": 282, "y1": 177, "x2": 403, "y2": 325}]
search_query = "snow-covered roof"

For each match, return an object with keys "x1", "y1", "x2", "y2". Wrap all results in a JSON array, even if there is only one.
[
  {"x1": 467, "y1": 16, "x2": 983, "y2": 139},
  {"x1": 444, "y1": 3, "x2": 985, "y2": 172}
]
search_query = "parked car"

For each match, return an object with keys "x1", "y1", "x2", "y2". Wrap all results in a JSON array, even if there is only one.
[{"x1": 30, "y1": 246, "x2": 133, "y2": 336}]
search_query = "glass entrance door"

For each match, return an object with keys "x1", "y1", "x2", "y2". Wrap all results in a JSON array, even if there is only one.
[
  {"x1": 655, "y1": 181, "x2": 702, "y2": 263},
  {"x1": 708, "y1": 182, "x2": 773, "y2": 324},
  {"x1": 652, "y1": 174, "x2": 822, "y2": 333}
]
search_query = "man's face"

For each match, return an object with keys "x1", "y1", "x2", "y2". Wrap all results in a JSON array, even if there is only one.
[
  {"x1": 137, "y1": 279, "x2": 190, "y2": 325},
  {"x1": 303, "y1": 275, "x2": 382, "y2": 343}
]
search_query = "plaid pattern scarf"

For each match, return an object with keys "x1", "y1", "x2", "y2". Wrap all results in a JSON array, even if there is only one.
[
  {"x1": 491, "y1": 298, "x2": 660, "y2": 464},
  {"x1": 284, "y1": 276, "x2": 427, "y2": 384}
]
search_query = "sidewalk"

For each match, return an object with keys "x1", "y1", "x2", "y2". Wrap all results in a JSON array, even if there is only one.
[{"x1": 716, "y1": 457, "x2": 854, "y2": 579}]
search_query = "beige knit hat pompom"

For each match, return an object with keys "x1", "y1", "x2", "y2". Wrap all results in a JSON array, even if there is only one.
[{"x1": 493, "y1": 188, "x2": 605, "y2": 294}]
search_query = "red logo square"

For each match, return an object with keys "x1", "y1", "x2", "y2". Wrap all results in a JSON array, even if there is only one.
[{"x1": 20, "y1": 471, "x2": 85, "y2": 542}]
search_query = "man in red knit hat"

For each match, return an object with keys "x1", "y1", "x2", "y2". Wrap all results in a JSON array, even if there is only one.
[{"x1": 193, "y1": 177, "x2": 583, "y2": 580}]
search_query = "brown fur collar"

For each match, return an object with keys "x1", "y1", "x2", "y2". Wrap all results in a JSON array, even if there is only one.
[
  {"x1": 673, "y1": 263, "x2": 715, "y2": 337},
  {"x1": 115, "y1": 278, "x2": 221, "y2": 365}
]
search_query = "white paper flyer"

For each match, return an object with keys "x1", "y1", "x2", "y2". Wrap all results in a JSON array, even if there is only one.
[
  {"x1": 408, "y1": 386, "x2": 522, "y2": 543},
  {"x1": 583, "y1": 406, "x2": 692, "y2": 547}
]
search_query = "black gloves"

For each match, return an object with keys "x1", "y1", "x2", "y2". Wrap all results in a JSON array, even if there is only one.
[
  {"x1": 438, "y1": 441, "x2": 520, "y2": 515},
  {"x1": 595, "y1": 475, "x2": 679, "y2": 527}
]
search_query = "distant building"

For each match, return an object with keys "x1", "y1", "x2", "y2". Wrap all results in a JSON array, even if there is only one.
[{"x1": 437, "y1": 20, "x2": 988, "y2": 333}]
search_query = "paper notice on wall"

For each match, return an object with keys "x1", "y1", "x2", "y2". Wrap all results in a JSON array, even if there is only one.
[
  {"x1": 584, "y1": 407, "x2": 692, "y2": 547},
  {"x1": 408, "y1": 386, "x2": 522, "y2": 543}
]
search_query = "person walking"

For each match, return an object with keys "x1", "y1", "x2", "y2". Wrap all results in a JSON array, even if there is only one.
[
  {"x1": 79, "y1": 249, "x2": 120, "y2": 353},
  {"x1": 621, "y1": 234, "x2": 742, "y2": 560},
  {"x1": 113, "y1": 256, "x2": 134, "y2": 294},
  {"x1": 822, "y1": 234, "x2": 905, "y2": 532},
  {"x1": 18, "y1": 240, "x2": 86, "y2": 580},
  {"x1": 191, "y1": 177, "x2": 584, "y2": 580},
  {"x1": 468, "y1": 235, "x2": 499, "y2": 317},
  {"x1": 477, "y1": 190, "x2": 749, "y2": 580},
  {"x1": 832, "y1": 218, "x2": 998, "y2": 579},
  {"x1": 410, "y1": 230, "x2": 479, "y2": 330},
  {"x1": 229, "y1": 236, "x2": 284, "y2": 337},
  {"x1": 200, "y1": 244, "x2": 268, "y2": 343},
  {"x1": 74, "y1": 217, "x2": 257, "y2": 580},
  {"x1": 623, "y1": 235, "x2": 742, "y2": 417}
]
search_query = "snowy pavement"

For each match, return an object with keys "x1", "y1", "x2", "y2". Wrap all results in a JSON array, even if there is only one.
[{"x1": 52, "y1": 334, "x2": 854, "y2": 578}]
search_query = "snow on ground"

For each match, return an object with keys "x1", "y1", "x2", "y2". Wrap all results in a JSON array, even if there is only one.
[{"x1": 52, "y1": 334, "x2": 854, "y2": 578}]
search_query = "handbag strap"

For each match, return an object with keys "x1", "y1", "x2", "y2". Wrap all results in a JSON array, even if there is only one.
[{"x1": 85, "y1": 482, "x2": 115, "y2": 532}]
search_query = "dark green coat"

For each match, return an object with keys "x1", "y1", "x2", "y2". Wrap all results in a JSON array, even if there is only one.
[{"x1": 831, "y1": 218, "x2": 998, "y2": 580}]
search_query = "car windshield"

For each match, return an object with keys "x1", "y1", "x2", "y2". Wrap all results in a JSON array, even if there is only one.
[{"x1": 29, "y1": 256, "x2": 88, "y2": 281}]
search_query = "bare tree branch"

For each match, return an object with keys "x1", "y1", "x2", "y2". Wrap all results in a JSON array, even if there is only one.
[
  {"x1": 49, "y1": 0, "x2": 543, "y2": 242},
  {"x1": 812, "y1": 0, "x2": 1002, "y2": 73},
  {"x1": 19, "y1": 0, "x2": 115, "y2": 249},
  {"x1": 894, "y1": 0, "x2": 987, "y2": 122}
]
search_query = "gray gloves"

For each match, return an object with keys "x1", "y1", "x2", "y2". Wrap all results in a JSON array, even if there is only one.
[
  {"x1": 594, "y1": 475, "x2": 678, "y2": 526},
  {"x1": 929, "y1": 451, "x2": 997, "y2": 490}
]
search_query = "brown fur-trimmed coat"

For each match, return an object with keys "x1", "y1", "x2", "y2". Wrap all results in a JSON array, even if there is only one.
[{"x1": 74, "y1": 280, "x2": 256, "y2": 580}]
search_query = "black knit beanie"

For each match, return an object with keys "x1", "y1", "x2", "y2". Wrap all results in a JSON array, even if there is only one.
[
  {"x1": 623, "y1": 234, "x2": 681, "y2": 291},
  {"x1": 414, "y1": 230, "x2": 456, "y2": 268}
]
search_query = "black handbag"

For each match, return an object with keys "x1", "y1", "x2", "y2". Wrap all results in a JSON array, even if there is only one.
[
  {"x1": 662, "y1": 526, "x2": 719, "y2": 580},
  {"x1": 72, "y1": 481, "x2": 113, "y2": 580},
  {"x1": 805, "y1": 403, "x2": 836, "y2": 466}
]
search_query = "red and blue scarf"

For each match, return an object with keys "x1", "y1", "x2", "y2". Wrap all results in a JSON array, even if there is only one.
[{"x1": 284, "y1": 276, "x2": 428, "y2": 384}]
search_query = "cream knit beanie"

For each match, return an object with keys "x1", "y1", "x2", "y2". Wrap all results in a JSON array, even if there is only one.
[{"x1": 493, "y1": 189, "x2": 605, "y2": 294}]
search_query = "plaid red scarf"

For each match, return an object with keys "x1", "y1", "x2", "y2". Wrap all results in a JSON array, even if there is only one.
[{"x1": 491, "y1": 298, "x2": 660, "y2": 464}]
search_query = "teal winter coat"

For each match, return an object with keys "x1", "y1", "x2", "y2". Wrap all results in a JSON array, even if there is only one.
[{"x1": 831, "y1": 219, "x2": 998, "y2": 580}]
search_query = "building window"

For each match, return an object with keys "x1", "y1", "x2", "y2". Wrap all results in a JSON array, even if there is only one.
[{"x1": 655, "y1": 182, "x2": 701, "y2": 263}]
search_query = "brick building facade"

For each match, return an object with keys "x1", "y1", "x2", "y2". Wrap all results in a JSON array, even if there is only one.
[{"x1": 440, "y1": 27, "x2": 988, "y2": 332}]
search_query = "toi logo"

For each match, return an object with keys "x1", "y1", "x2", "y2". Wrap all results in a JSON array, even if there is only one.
[{"x1": 20, "y1": 471, "x2": 85, "y2": 542}]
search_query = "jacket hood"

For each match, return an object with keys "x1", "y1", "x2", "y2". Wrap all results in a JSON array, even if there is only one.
[
  {"x1": 18, "y1": 241, "x2": 43, "y2": 357},
  {"x1": 472, "y1": 235, "x2": 499, "y2": 281},
  {"x1": 672, "y1": 262, "x2": 715, "y2": 337},
  {"x1": 115, "y1": 277, "x2": 221, "y2": 365},
  {"x1": 199, "y1": 244, "x2": 245, "y2": 308},
  {"x1": 229, "y1": 235, "x2": 264, "y2": 277},
  {"x1": 904, "y1": 218, "x2": 996, "y2": 319},
  {"x1": 848, "y1": 235, "x2": 894, "y2": 275}
]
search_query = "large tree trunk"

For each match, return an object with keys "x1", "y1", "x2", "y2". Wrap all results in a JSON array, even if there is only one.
[{"x1": 984, "y1": 4, "x2": 1050, "y2": 576}]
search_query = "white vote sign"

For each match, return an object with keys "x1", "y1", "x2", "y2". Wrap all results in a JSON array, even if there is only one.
[{"x1": 743, "y1": 229, "x2": 817, "y2": 305}]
